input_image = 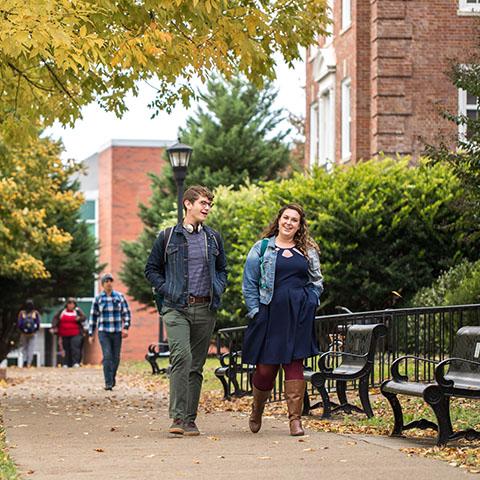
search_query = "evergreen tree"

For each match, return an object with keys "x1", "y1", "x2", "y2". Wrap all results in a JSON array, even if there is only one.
[{"x1": 143, "y1": 75, "x2": 295, "y2": 227}]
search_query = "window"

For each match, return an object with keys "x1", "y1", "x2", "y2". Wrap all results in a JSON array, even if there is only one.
[
  {"x1": 342, "y1": 0, "x2": 351, "y2": 30},
  {"x1": 459, "y1": 0, "x2": 480, "y2": 13},
  {"x1": 309, "y1": 102, "x2": 319, "y2": 167},
  {"x1": 80, "y1": 199, "x2": 97, "y2": 238},
  {"x1": 78, "y1": 195, "x2": 98, "y2": 297},
  {"x1": 325, "y1": 0, "x2": 335, "y2": 42},
  {"x1": 459, "y1": 88, "x2": 479, "y2": 140},
  {"x1": 341, "y1": 78, "x2": 351, "y2": 160},
  {"x1": 319, "y1": 88, "x2": 335, "y2": 169}
]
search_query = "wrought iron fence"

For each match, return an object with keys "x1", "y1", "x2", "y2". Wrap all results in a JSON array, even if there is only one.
[{"x1": 215, "y1": 304, "x2": 480, "y2": 401}]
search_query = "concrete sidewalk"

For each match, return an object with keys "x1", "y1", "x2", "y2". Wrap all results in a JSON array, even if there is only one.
[{"x1": 2, "y1": 367, "x2": 470, "y2": 479}]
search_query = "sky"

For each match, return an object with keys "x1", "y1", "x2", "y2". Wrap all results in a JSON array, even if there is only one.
[{"x1": 46, "y1": 56, "x2": 306, "y2": 162}]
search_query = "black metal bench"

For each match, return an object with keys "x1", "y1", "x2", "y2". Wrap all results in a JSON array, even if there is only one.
[
  {"x1": 214, "y1": 351, "x2": 255, "y2": 399},
  {"x1": 381, "y1": 325, "x2": 480, "y2": 446},
  {"x1": 304, "y1": 323, "x2": 387, "y2": 418},
  {"x1": 145, "y1": 342, "x2": 171, "y2": 375}
]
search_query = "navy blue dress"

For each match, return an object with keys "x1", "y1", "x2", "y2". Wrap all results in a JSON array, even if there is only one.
[{"x1": 242, "y1": 247, "x2": 319, "y2": 365}]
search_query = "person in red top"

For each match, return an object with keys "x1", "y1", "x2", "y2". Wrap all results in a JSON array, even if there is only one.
[{"x1": 52, "y1": 298, "x2": 86, "y2": 368}]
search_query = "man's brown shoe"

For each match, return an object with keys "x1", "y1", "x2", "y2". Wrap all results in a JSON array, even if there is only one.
[
  {"x1": 168, "y1": 418, "x2": 184, "y2": 435},
  {"x1": 183, "y1": 421, "x2": 200, "y2": 436}
]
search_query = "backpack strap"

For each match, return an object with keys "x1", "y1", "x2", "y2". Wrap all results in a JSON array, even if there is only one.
[
  {"x1": 162, "y1": 226, "x2": 174, "y2": 264},
  {"x1": 259, "y1": 238, "x2": 269, "y2": 289},
  {"x1": 260, "y1": 238, "x2": 268, "y2": 258},
  {"x1": 211, "y1": 230, "x2": 221, "y2": 250}
]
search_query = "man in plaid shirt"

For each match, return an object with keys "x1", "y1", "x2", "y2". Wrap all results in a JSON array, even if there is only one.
[{"x1": 88, "y1": 273, "x2": 131, "y2": 390}]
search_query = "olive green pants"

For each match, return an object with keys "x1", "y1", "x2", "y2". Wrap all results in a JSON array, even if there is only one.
[{"x1": 162, "y1": 304, "x2": 216, "y2": 422}]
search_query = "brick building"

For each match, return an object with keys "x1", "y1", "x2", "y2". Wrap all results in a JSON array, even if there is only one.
[
  {"x1": 77, "y1": 139, "x2": 173, "y2": 363},
  {"x1": 305, "y1": 0, "x2": 480, "y2": 168}
]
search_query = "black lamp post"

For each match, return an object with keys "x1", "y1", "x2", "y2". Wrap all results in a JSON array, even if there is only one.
[
  {"x1": 166, "y1": 141, "x2": 193, "y2": 224},
  {"x1": 155, "y1": 141, "x2": 193, "y2": 346}
]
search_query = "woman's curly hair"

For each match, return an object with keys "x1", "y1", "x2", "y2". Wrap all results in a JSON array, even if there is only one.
[{"x1": 261, "y1": 203, "x2": 319, "y2": 256}]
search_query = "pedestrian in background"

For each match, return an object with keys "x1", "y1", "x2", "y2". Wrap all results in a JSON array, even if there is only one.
[
  {"x1": 242, "y1": 203, "x2": 323, "y2": 436},
  {"x1": 52, "y1": 298, "x2": 86, "y2": 368},
  {"x1": 88, "y1": 273, "x2": 131, "y2": 390},
  {"x1": 17, "y1": 299, "x2": 41, "y2": 367}
]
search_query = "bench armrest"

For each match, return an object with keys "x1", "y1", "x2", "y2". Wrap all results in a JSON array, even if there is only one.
[
  {"x1": 219, "y1": 351, "x2": 240, "y2": 368},
  {"x1": 390, "y1": 355, "x2": 438, "y2": 382},
  {"x1": 318, "y1": 351, "x2": 368, "y2": 373},
  {"x1": 435, "y1": 357, "x2": 480, "y2": 388}
]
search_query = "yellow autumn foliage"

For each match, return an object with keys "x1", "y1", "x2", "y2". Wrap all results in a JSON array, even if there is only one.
[
  {"x1": 0, "y1": 0, "x2": 329, "y2": 142},
  {"x1": 0, "y1": 136, "x2": 82, "y2": 278}
]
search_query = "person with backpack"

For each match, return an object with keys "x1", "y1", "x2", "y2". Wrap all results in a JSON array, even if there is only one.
[
  {"x1": 242, "y1": 204, "x2": 323, "y2": 437},
  {"x1": 17, "y1": 299, "x2": 41, "y2": 367},
  {"x1": 51, "y1": 298, "x2": 86, "y2": 368},
  {"x1": 145, "y1": 185, "x2": 228, "y2": 437}
]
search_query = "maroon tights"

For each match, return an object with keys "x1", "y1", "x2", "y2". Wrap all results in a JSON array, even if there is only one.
[{"x1": 252, "y1": 359, "x2": 304, "y2": 391}]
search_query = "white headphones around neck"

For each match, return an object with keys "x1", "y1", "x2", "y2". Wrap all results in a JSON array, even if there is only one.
[{"x1": 183, "y1": 223, "x2": 203, "y2": 234}]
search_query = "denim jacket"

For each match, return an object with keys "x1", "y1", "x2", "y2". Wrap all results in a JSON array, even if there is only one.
[
  {"x1": 242, "y1": 236, "x2": 323, "y2": 319},
  {"x1": 144, "y1": 224, "x2": 228, "y2": 311}
]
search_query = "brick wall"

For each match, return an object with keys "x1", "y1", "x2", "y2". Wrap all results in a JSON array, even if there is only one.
[
  {"x1": 84, "y1": 145, "x2": 167, "y2": 363},
  {"x1": 306, "y1": 0, "x2": 480, "y2": 164}
]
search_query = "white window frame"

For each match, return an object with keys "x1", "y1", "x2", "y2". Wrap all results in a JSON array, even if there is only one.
[
  {"x1": 458, "y1": 0, "x2": 480, "y2": 15},
  {"x1": 309, "y1": 102, "x2": 319, "y2": 168},
  {"x1": 318, "y1": 81, "x2": 335, "y2": 171},
  {"x1": 82, "y1": 190, "x2": 99, "y2": 296},
  {"x1": 324, "y1": 0, "x2": 335, "y2": 45},
  {"x1": 341, "y1": 78, "x2": 352, "y2": 161},
  {"x1": 458, "y1": 88, "x2": 478, "y2": 140},
  {"x1": 342, "y1": 0, "x2": 352, "y2": 31},
  {"x1": 82, "y1": 191, "x2": 99, "y2": 240}
]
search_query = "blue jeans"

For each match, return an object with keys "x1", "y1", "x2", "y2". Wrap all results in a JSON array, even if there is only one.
[{"x1": 98, "y1": 331, "x2": 122, "y2": 388}]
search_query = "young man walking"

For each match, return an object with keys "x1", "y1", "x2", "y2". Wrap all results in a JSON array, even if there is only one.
[
  {"x1": 145, "y1": 185, "x2": 227, "y2": 436},
  {"x1": 88, "y1": 273, "x2": 131, "y2": 390}
]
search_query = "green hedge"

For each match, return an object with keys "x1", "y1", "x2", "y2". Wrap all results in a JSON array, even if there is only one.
[
  {"x1": 206, "y1": 158, "x2": 477, "y2": 328},
  {"x1": 412, "y1": 259, "x2": 480, "y2": 307}
]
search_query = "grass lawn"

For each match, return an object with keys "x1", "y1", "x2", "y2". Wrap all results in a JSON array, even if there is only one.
[
  {"x1": 0, "y1": 423, "x2": 19, "y2": 480},
  {"x1": 119, "y1": 356, "x2": 221, "y2": 392}
]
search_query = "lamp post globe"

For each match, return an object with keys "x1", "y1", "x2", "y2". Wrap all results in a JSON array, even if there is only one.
[{"x1": 167, "y1": 141, "x2": 193, "y2": 224}]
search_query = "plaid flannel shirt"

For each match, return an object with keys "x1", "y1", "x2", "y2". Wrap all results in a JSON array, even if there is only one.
[{"x1": 88, "y1": 290, "x2": 131, "y2": 335}]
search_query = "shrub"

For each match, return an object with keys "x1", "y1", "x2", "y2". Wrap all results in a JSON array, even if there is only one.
[{"x1": 412, "y1": 259, "x2": 480, "y2": 307}]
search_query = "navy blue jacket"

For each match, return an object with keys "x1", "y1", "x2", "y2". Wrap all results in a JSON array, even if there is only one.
[{"x1": 144, "y1": 224, "x2": 228, "y2": 311}]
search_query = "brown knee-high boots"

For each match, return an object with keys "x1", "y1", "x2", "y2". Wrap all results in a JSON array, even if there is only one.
[
  {"x1": 284, "y1": 379, "x2": 306, "y2": 436},
  {"x1": 249, "y1": 385, "x2": 272, "y2": 433}
]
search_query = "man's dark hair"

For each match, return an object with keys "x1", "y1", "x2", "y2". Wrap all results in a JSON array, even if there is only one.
[{"x1": 182, "y1": 185, "x2": 214, "y2": 212}]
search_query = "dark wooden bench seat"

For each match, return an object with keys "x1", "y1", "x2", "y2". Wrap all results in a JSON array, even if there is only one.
[
  {"x1": 303, "y1": 323, "x2": 387, "y2": 418},
  {"x1": 381, "y1": 326, "x2": 480, "y2": 446}
]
